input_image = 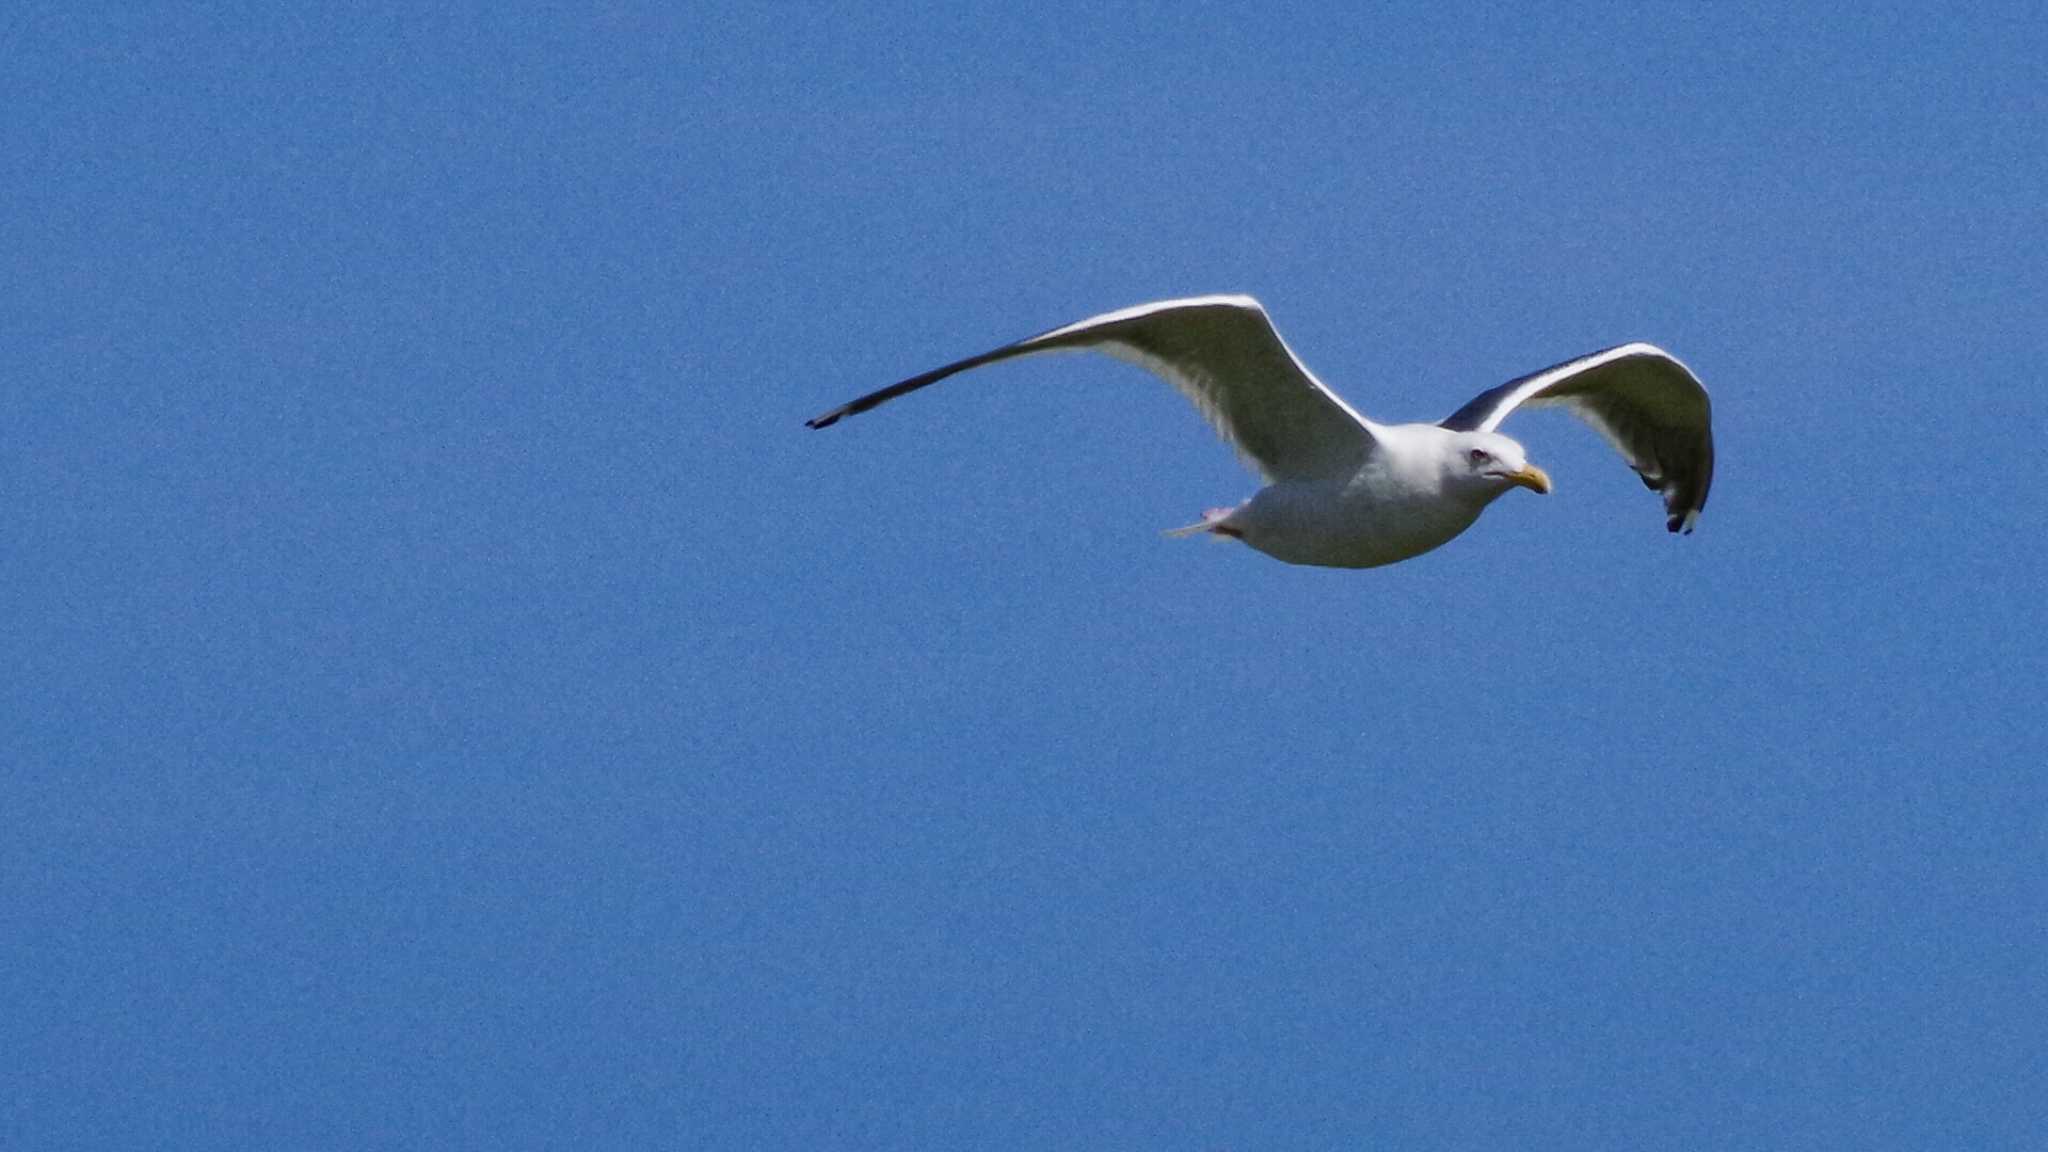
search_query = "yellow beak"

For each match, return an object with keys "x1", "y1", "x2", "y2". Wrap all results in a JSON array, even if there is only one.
[{"x1": 1509, "y1": 465, "x2": 1553, "y2": 495}]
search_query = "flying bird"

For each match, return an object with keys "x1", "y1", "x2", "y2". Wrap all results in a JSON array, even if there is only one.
[{"x1": 806, "y1": 295, "x2": 1713, "y2": 569}]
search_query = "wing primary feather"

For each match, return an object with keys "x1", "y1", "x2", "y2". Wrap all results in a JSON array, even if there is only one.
[{"x1": 805, "y1": 341, "x2": 1039, "y2": 429}]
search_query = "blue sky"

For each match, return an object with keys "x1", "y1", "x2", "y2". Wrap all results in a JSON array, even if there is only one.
[{"x1": 5, "y1": 3, "x2": 2045, "y2": 1148}]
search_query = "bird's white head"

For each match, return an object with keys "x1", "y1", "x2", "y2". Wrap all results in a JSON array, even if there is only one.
[{"x1": 1447, "y1": 431, "x2": 1551, "y2": 501}]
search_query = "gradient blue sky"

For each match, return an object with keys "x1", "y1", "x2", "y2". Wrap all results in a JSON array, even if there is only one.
[{"x1": 6, "y1": 4, "x2": 2046, "y2": 1148}]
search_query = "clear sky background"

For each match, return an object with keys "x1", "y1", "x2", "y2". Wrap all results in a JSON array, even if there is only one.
[{"x1": 5, "y1": 4, "x2": 2045, "y2": 1148}]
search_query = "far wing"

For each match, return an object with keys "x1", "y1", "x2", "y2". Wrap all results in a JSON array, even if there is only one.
[
  {"x1": 806, "y1": 296, "x2": 1379, "y2": 483},
  {"x1": 1442, "y1": 343, "x2": 1714, "y2": 533}
]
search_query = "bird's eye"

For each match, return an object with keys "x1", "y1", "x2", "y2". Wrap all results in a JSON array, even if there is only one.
[{"x1": 1468, "y1": 448, "x2": 1491, "y2": 464}]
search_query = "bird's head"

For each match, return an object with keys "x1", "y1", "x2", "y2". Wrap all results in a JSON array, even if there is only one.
[{"x1": 1449, "y1": 431, "x2": 1551, "y2": 499}]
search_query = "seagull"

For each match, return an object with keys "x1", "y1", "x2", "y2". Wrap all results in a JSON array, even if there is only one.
[{"x1": 806, "y1": 295, "x2": 1713, "y2": 569}]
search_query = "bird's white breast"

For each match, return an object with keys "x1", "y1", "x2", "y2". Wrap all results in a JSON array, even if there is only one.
[
  {"x1": 1225, "y1": 424, "x2": 1492, "y2": 568},
  {"x1": 1230, "y1": 476, "x2": 1483, "y2": 568}
]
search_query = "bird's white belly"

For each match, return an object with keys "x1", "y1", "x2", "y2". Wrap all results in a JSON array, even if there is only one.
[{"x1": 1231, "y1": 479, "x2": 1485, "y2": 569}]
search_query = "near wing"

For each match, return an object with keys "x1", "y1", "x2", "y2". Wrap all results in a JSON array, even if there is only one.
[
  {"x1": 805, "y1": 295, "x2": 1379, "y2": 483},
  {"x1": 1440, "y1": 343, "x2": 1714, "y2": 534}
]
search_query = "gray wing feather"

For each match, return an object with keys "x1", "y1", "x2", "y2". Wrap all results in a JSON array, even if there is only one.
[
  {"x1": 1442, "y1": 343, "x2": 1714, "y2": 533},
  {"x1": 807, "y1": 296, "x2": 1378, "y2": 483}
]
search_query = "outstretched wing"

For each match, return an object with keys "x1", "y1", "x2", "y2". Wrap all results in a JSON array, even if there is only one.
[
  {"x1": 1441, "y1": 343, "x2": 1714, "y2": 534},
  {"x1": 806, "y1": 296, "x2": 1380, "y2": 483}
]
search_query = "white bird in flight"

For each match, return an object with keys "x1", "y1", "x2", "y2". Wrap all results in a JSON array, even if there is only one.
[{"x1": 806, "y1": 295, "x2": 1714, "y2": 569}]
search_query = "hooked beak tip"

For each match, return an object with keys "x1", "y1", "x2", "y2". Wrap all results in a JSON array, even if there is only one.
[{"x1": 1512, "y1": 465, "x2": 1552, "y2": 495}]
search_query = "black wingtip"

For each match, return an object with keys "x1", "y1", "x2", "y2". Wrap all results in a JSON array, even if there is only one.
[{"x1": 805, "y1": 411, "x2": 841, "y2": 430}]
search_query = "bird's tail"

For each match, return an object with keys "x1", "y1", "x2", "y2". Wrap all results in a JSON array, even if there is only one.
[{"x1": 1163, "y1": 506, "x2": 1244, "y2": 540}]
